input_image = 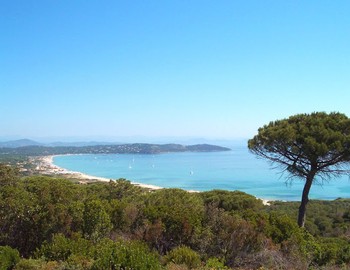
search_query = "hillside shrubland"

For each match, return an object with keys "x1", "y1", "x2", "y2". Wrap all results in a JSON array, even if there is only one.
[{"x1": 0, "y1": 164, "x2": 349, "y2": 269}]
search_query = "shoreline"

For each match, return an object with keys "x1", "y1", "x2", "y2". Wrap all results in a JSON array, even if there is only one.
[
  {"x1": 33, "y1": 155, "x2": 271, "y2": 205},
  {"x1": 34, "y1": 155, "x2": 164, "y2": 190}
]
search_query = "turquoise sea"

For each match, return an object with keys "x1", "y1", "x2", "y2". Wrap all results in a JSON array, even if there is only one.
[{"x1": 53, "y1": 144, "x2": 350, "y2": 201}]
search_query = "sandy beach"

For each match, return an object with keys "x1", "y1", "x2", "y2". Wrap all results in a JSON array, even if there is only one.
[
  {"x1": 33, "y1": 155, "x2": 270, "y2": 204},
  {"x1": 34, "y1": 155, "x2": 163, "y2": 190}
]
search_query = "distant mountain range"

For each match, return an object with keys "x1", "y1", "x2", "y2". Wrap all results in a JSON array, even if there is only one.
[
  {"x1": 0, "y1": 139, "x2": 120, "y2": 148},
  {"x1": 0, "y1": 139, "x2": 43, "y2": 148}
]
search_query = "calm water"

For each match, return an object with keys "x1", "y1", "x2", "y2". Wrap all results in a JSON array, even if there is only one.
[{"x1": 53, "y1": 145, "x2": 350, "y2": 201}]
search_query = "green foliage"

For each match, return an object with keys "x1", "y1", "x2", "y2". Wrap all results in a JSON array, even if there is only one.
[
  {"x1": 22, "y1": 176, "x2": 85, "y2": 237},
  {"x1": 266, "y1": 212, "x2": 299, "y2": 243},
  {"x1": 92, "y1": 238, "x2": 162, "y2": 270},
  {"x1": 83, "y1": 179, "x2": 144, "y2": 204},
  {"x1": 12, "y1": 259, "x2": 65, "y2": 270},
  {"x1": 201, "y1": 190, "x2": 263, "y2": 212},
  {"x1": 83, "y1": 200, "x2": 112, "y2": 242},
  {"x1": 103, "y1": 180, "x2": 145, "y2": 234},
  {"x1": 199, "y1": 204, "x2": 263, "y2": 267},
  {"x1": 0, "y1": 246, "x2": 20, "y2": 270},
  {"x1": 315, "y1": 237, "x2": 350, "y2": 266},
  {"x1": 13, "y1": 259, "x2": 45, "y2": 270},
  {"x1": 0, "y1": 164, "x2": 19, "y2": 187},
  {"x1": 249, "y1": 112, "x2": 350, "y2": 168},
  {"x1": 37, "y1": 233, "x2": 92, "y2": 262},
  {"x1": 109, "y1": 199, "x2": 144, "y2": 234},
  {"x1": 38, "y1": 233, "x2": 70, "y2": 261},
  {"x1": 249, "y1": 112, "x2": 350, "y2": 227},
  {"x1": 204, "y1": 257, "x2": 229, "y2": 269},
  {"x1": 66, "y1": 254, "x2": 94, "y2": 269},
  {"x1": 268, "y1": 199, "x2": 350, "y2": 238},
  {"x1": 0, "y1": 176, "x2": 87, "y2": 256},
  {"x1": 107, "y1": 179, "x2": 143, "y2": 200},
  {"x1": 0, "y1": 156, "x2": 28, "y2": 167},
  {"x1": 37, "y1": 235, "x2": 162, "y2": 269},
  {"x1": 0, "y1": 184, "x2": 40, "y2": 256},
  {"x1": 1, "y1": 166, "x2": 350, "y2": 269},
  {"x1": 36, "y1": 233, "x2": 93, "y2": 268},
  {"x1": 165, "y1": 246, "x2": 201, "y2": 269},
  {"x1": 83, "y1": 182, "x2": 111, "y2": 200},
  {"x1": 144, "y1": 189, "x2": 204, "y2": 251},
  {"x1": 21, "y1": 175, "x2": 68, "y2": 199},
  {"x1": 280, "y1": 228, "x2": 321, "y2": 267}
]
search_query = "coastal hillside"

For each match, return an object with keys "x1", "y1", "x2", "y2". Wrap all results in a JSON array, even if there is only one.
[
  {"x1": 0, "y1": 143, "x2": 231, "y2": 171},
  {"x1": 0, "y1": 143, "x2": 230, "y2": 156}
]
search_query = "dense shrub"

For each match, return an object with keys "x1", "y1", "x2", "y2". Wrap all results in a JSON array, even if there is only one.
[
  {"x1": 83, "y1": 199, "x2": 112, "y2": 242},
  {"x1": 315, "y1": 237, "x2": 350, "y2": 266},
  {"x1": 143, "y1": 189, "x2": 204, "y2": 252},
  {"x1": 0, "y1": 246, "x2": 20, "y2": 270},
  {"x1": 92, "y1": 238, "x2": 162, "y2": 270},
  {"x1": 36, "y1": 233, "x2": 92, "y2": 262},
  {"x1": 0, "y1": 164, "x2": 19, "y2": 187},
  {"x1": 266, "y1": 212, "x2": 299, "y2": 243},
  {"x1": 204, "y1": 257, "x2": 229, "y2": 269},
  {"x1": 165, "y1": 246, "x2": 201, "y2": 269},
  {"x1": 37, "y1": 235, "x2": 162, "y2": 269},
  {"x1": 201, "y1": 190, "x2": 264, "y2": 212},
  {"x1": 13, "y1": 259, "x2": 46, "y2": 270},
  {"x1": 1, "y1": 168, "x2": 350, "y2": 269}
]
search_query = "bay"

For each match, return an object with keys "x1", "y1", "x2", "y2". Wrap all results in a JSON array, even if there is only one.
[{"x1": 53, "y1": 144, "x2": 350, "y2": 201}]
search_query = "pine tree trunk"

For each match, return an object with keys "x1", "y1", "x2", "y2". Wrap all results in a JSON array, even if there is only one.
[{"x1": 297, "y1": 174, "x2": 314, "y2": 227}]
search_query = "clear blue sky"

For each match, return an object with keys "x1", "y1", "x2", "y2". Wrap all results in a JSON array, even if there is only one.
[{"x1": 1, "y1": 1, "x2": 350, "y2": 141}]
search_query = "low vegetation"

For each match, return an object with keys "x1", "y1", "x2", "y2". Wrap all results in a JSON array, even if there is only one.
[{"x1": 0, "y1": 163, "x2": 349, "y2": 269}]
